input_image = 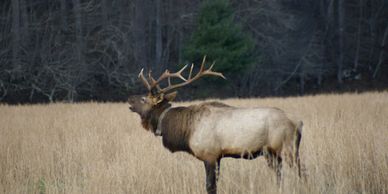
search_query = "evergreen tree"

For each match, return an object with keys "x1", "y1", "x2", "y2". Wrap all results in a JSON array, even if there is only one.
[{"x1": 184, "y1": 0, "x2": 255, "y2": 77}]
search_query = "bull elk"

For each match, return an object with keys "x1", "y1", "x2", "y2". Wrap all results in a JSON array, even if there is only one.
[{"x1": 128, "y1": 57, "x2": 303, "y2": 194}]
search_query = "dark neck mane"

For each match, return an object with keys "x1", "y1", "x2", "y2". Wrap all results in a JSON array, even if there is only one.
[
  {"x1": 158, "y1": 103, "x2": 217, "y2": 154},
  {"x1": 159, "y1": 107, "x2": 194, "y2": 153},
  {"x1": 141, "y1": 102, "x2": 170, "y2": 132},
  {"x1": 143, "y1": 101, "x2": 230, "y2": 154}
]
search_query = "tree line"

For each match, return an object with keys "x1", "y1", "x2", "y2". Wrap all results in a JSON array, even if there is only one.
[{"x1": 0, "y1": 0, "x2": 387, "y2": 103}]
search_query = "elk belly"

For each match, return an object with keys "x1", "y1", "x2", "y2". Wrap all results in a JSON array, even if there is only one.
[
  {"x1": 189, "y1": 108, "x2": 272, "y2": 161},
  {"x1": 215, "y1": 109, "x2": 270, "y2": 155}
]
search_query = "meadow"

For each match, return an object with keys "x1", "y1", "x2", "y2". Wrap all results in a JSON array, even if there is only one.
[{"x1": 0, "y1": 92, "x2": 387, "y2": 194}]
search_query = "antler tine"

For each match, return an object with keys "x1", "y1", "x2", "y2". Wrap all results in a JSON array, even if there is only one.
[
  {"x1": 144, "y1": 65, "x2": 188, "y2": 92},
  {"x1": 147, "y1": 70, "x2": 164, "y2": 91},
  {"x1": 168, "y1": 76, "x2": 171, "y2": 87},
  {"x1": 155, "y1": 66, "x2": 188, "y2": 83},
  {"x1": 174, "y1": 65, "x2": 188, "y2": 81},
  {"x1": 138, "y1": 68, "x2": 151, "y2": 91},
  {"x1": 138, "y1": 56, "x2": 225, "y2": 94},
  {"x1": 209, "y1": 62, "x2": 215, "y2": 70},
  {"x1": 199, "y1": 55, "x2": 206, "y2": 72},
  {"x1": 188, "y1": 63, "x2": 194, "y2": 79},
  {"x1": 203, "y1": 62, "x2": 226, "y2": 79},
  {"x1": 148, "y1": 70, "x2": 156, "y2": 85},
  {"x1": 158, "y1": 57, "x2": 225, "y2": 93}
]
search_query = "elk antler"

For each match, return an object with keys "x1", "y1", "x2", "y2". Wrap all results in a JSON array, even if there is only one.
[
  {"x1": 138, "y1": 56, "x2": 226, "y2": 93},
  {"x1": 138, "y1": 68, "x2": 151, "y2": 91}
]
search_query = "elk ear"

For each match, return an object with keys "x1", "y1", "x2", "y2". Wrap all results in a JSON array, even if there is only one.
[{"x1": 164, "y1": 91, "x2": 177, "y2": 102}]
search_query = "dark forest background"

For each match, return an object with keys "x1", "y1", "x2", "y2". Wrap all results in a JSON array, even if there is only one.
[{"x1": 0, "y1": 0, "x2": 387, "y2": 103}]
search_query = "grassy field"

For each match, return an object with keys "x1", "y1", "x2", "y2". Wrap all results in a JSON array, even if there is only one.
[{"x1": 1, "y1": 92, "x2": 387, "y2": 194}]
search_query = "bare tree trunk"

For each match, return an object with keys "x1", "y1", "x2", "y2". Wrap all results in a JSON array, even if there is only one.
[
  {"x1": 101, "y1": 0, "x2": 109, "y2": 26},
  {"x1": 118, "y1": 0, "x2": 128, "y2": 30},
  {"x1": 73, "y1": 0, "x2": 84, "y2": 65},
  {"x1": 337, "y1": 0, "x2": 345, "y2": 84},
  {"x1": 373, "y1": 25, "x2": 388, "y2": 79},
  {"x1": 178, "y1": 25, "x2": 183, "y2": 64},
  {"x1": 299, "y1": 68, "x2": 305, "y2": 95},
  {"x1": 317, "y1": 71, "x2": 322, "y2": 86},
  {"x1": 11, "y1": 0, "x2": 20, "y2": 71},
  {"x1": 155, "y1": 0, "x2": 162, "y2": 72},
  {"x1": 20, "y1": 0, "x2": 28, "y2": 39},
  {"x1": 118, "y1": 0, "x2": 130, "y2": 72},
  {"x1": 163, "y1": 0, "x2": 174, "y2": 67},
  {"x1": 0, "y1": 81, "x2": 7, "y2": 101},
  {"x1": 133, "y1": 0, "x2": 148, "y2": 68},
  {"x1": 60, "y1": 0, "x2": 67, "y2": 29},
  {"x1": 71, "y1": 0, "x2": 85, "y2": 101},
  {"x1": 353, "y1": 0, "x2": 363, "y2": 71}
]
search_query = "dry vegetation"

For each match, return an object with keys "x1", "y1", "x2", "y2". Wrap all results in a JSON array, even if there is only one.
[{"x1": 1, "y1": 92, "x2": 387, "y2": 194}]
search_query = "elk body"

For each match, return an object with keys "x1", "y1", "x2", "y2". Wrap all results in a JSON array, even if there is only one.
[{"x1": 128, "y1": 57, "x2": 303, "y2": 194}]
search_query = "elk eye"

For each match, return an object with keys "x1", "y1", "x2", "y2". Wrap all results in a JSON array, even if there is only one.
[{"x1": 140, "y1": 97, "x2": 146, "y2": 103}]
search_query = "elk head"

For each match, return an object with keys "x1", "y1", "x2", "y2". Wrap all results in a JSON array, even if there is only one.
[{"x1": 128, "y1": 56, "x2": 225, "y2": 134}]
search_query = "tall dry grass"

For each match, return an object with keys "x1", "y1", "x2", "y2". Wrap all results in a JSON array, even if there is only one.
[{"x1": 0, "y1": 92, "x2": 387, "y2": 194}]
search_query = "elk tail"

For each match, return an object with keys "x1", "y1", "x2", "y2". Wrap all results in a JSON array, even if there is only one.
[{"x1": 293, "y1": 120, "x2": 303, "y2": 178}]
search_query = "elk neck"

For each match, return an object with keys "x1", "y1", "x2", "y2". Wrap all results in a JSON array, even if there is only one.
[
  {"x1": 141, "y1": 102, "x2": 171, "y2": 132},
  {"x1": 158, "y1": 106, "x2": 207, "y2": 154},
  {"x1": 157, "y1": 102, "x2": 229, "y2": 155}
]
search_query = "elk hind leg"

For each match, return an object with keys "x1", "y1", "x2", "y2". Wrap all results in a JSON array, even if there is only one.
[
  {"x1": 216, "y1": 158, "x2": 221, "y2": 182},
  {"x1": 265, "y1": 151, "x2": 282, "y2": 186}
]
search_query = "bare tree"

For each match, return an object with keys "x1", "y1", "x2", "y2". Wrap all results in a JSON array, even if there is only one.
[
  {"x1": 373, "y1": 25, "x2": 388, "y2": 79},
  {"x1": 0, "y1": 0, "x2": 387, "y2": 103},
  {"x1": 11, "y1": 0, "x2": 20, "y2": 73},
  {"x1": 337, "y1": 0, "x2": 345, "y2": 84},
  {"x1": 133, "y1": 0, "x2": 149, "y2": 69},
  {"x1": 155, "y1": 0, "x2": 162, "y2": 71}
]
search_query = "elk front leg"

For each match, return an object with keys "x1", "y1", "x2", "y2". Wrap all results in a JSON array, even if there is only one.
[{"x1": 204, "y1": 161, "x2": 217, "y2": 194}]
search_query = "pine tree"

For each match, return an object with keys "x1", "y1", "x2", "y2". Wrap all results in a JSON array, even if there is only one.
[{"x1": 184, "y1": 0, "x2": 255, "y2": 76}]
